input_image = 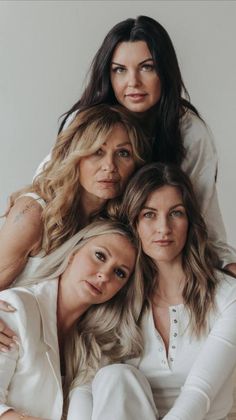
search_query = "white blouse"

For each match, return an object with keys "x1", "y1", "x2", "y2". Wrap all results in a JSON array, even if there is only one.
[{"x1": 128, "y1": 272, "x2": 236, "y2": 419}]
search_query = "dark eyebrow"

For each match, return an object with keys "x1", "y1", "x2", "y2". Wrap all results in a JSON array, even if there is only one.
[
  {"x1": 141, "y1": 206, "x2": 157, "y2": 211},
  {"x1": 139, "y1": 58, "x2": 154, "y2": 65},
  {"x1": 169, "y1": 204, "x2": 185, "y2": 210},
  {"x1": 111, "y1": 58, "x2": 154, "y2": 67},
  {"x1": 141, "y1": 204, "x2": 185, "y2": 211}
]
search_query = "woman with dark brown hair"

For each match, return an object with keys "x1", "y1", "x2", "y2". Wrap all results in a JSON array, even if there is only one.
[{"x1": 81, "y1": 163, "x2": 236, "y2": 420}]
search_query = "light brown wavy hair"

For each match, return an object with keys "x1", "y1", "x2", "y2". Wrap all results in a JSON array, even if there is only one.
[
  {"x1": 27, "y1": 219, "x2": 151, "y2": 416},
  {"x1": 116, "y1": 162, "x2": 221, "y2": 336},
  {"x1": 10, "y1": 105, "x2": 151, "y2": 254}
]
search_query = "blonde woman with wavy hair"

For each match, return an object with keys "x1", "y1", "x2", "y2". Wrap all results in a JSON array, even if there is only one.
[
  {"x1": 0, "y1": 219, "x2": 151, "y2": 420},
  {"x1": 85, "y1": 163, "x2": 236, "y2": 420},
  {"x1": 0, "y1": 104, "x2": 151, "y2": 293}
]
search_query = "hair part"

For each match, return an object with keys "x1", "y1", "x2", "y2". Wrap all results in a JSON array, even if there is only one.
[{"x1": 60, "y1": 15, "x2": 201, "y2": 165}]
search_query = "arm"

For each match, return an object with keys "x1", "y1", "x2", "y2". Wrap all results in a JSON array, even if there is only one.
[
  {"x1": 67, "y1": 385, "x2": 93, "y2": 420},
  {"x1": 0, "y1": 197, "x2": 43, "y2": 289},
  {"x1": 181, "y1": 113, "x2": 236, "y2": 273},
  {"x1": 163, "y1": 283, "x2": 236, "y2": 420},
  {"x1": 0, "y1": 410, "x2": 46, "y2": 420}
]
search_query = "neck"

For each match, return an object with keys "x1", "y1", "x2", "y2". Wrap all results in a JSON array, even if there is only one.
[
  {"x1": 134, "y1": 104, "x2": 158, "y2": 134},
  {"x1": 153, "y1": 257, "x2": 186, "y2": 305},
  {"x1": 79, "y1": 189, "x2": 106, "y2": 227},
  {"x1": 57, "y1": 278, "x2": 90, "y2": 345}
]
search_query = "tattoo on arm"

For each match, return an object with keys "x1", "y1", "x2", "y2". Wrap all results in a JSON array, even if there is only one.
[{"x1": 13, "y1": 202, "x2": 38, "y2": 224}]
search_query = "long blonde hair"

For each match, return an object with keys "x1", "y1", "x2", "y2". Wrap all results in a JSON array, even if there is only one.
[
  {"x1": 27, "y1": 219, "x2": 151, "y2": 412},
  {"x1": 117, "y1": 163, "x2": 220, "y2": 336},
  {"x1": 10, "y1": 105, "x2": 151, "y2": 254}
]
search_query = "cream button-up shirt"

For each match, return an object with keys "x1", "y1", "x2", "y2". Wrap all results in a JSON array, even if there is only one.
[{"x1": 0, "y1": 280, "x2": 63, "y2": 419}]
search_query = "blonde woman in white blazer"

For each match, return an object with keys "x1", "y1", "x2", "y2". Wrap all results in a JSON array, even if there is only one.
[{"x1": 0, "y1": 219, "x2": 148, "y2": 420}]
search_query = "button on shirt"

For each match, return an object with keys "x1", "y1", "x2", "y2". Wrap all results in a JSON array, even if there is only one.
[{"x1": 128, "y1": 272, "x2": 236, "y2": 420}]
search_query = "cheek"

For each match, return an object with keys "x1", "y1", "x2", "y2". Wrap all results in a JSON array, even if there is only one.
[
  {"x1": 111, "y1": 76, "x2": 123, "y2": 97},
  {"x1": 137, "y1": 222, "x2": 149, "y2": 247},
  {"x1": 150, "y1": 76, "x2": 161, "y2": 100},
  {"x1": 177, "y1": 222, "x2": 189, "y2": 246},
  {"x1": 122, "y1": 163, "x2": 136, "y2": 180}
]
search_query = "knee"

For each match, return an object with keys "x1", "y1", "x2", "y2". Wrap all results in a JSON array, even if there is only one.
[
  {"x1": 93, "y1": 363, "x2": 146, "y2": 388},
  {"x1": 94, "y1": 363, "x2": 139, "y2": 382}
]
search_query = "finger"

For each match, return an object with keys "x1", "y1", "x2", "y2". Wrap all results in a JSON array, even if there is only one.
[
  {"x1": 0, "y1": 299, "x2": 16, "y2": 312},
  {"x1": 0, "y1": 332, "x2": 18, "y2": 349},
  {"x1": 0, "y1": 319, "x2": 17, "y2": 338}
]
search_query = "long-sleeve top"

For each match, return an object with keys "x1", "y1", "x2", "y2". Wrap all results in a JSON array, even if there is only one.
[
  {"x1": 127, "y1": 272, "x2": 236, "y2": 420},
  {"x1": 0, "y1": 280, "x2": 63, "y2": 419},
  {"x1": 34, "y1": 110, "x2": 236, "y2": 267}
]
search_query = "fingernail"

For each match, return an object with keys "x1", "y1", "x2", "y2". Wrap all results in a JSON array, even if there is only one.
[
  {"x1": 10, "y1": 342, "x2": 18, "y2": 349},
  {"x1": 7, "y1": 304, "x2": 16, "y2": 311},
  {"x1": 0, "y1": 347, "x2": 9, "y2": 353}
]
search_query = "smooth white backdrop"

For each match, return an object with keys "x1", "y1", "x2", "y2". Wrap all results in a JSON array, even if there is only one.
[{"x1": 0, "y1": 0, "x2": 235, "y2": 245}]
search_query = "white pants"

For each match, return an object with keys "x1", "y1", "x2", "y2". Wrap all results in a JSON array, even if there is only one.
[
  {"x1": 68, "y1": 364, "x2": 229, "y2": 420},
  {"x1": 91, "y1": 364, "x2": 158, "y2": 420}
]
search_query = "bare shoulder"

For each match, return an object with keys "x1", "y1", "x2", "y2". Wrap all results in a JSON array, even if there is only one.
[
  {"x1": 0, "y1": 196, "x2": 44, "y2": 252},
  {"x1": 7, "y1": 196, "x2": 44, "y2": 228}
]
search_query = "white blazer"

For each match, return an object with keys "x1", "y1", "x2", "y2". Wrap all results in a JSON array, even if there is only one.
[{"x1": 0, "y1": 280, "x2": 63, "y2": 419}]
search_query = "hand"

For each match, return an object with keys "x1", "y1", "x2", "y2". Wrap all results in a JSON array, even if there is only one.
[
  {"x1": 0, "y1": 300, "x2": 18, "y2": 352},
  {"x1": 0, "y1": 299, "x2": 16, "y2": 312},
  {"x1": 224, "y1": 263, "x2": 236, "y2": 278}
]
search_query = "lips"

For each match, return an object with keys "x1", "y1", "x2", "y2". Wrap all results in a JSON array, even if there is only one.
[
  {"x1": 97, "y1": 179, "x2": 119, "y2": 188},
  {"x1": 125, "y1": 93, "x2": 147, "y2": 98},
  {"x1": 84, "y1": 280, "x2": 102, "y2": 294},
  {"x1": 153, "y1": 240, "x2": 174, "y2": 246}
]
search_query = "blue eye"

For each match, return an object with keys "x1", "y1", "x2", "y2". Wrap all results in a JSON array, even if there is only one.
[
  {"x1": 95, "y1": 251, "x2": 106, "y2": 261},
  {"x1": 115, "y1": 268, "x2": 126, "y2": 279},
  {"x1": 117, "y1": 149, "x2": 131, "y2": 158},
  {"x1": 170, "y1": 210, "x2": 185, "y2": 218}
]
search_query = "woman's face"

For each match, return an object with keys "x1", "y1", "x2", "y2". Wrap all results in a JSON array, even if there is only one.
[
  {"x1": 65, "y1": 233, "x2": 136, "y2": 305},
  {"x1": 79, "y1": 123, "x2": 136, "y2": 202},
  {"x1": 110, "y1": 41, "x2": 161, "y2": 113},
  {"x1": 137, "y1": 186, "x2": 188, "y2": 266}
]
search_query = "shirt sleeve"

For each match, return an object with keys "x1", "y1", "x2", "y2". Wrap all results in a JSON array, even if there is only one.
[
  {"x1": 0, "y1": 347, "x2": 18, "y2": 416},
  {"x1": 181, "y1": 112, "x2": 236, "y2": 267},
  {"x1": 162, "y1": 284, "x2": 236, "y2": 420},
  {"x1": 67, "y1": 384, "x2": 93, "y2": 420}
]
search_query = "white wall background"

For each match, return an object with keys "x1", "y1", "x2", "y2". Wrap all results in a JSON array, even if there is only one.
[{"x1": 0, "y1": 0, "x2": 235, "y2": 246}]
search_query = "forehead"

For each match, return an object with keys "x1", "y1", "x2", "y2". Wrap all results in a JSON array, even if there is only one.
[
  {"x1": 111, "y1": 41, "x2": 152, "y2": 63},
  {"x1": 104, "y1": 123, "x2": 130, "y2": 143},
  {"x1": 144, "y1": 185, "x2": 183, "y2": 207},
  {"x1": 80, "y1": 233, "x2": 136, "y2": 258}
]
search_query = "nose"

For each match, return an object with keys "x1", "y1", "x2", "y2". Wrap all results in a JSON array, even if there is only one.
[
  {"x1": 127, "y1": 69, "x2": 141, "y2": 88},
  {"x1": 96, "y1": 270, "x2": 111, "y2": 283},
  {"x1": 156, "y1": 216, "x2": 171, "y2": 235},
  {"x1": 101, "y1": 153, "x2": 117, "y2": 172}
]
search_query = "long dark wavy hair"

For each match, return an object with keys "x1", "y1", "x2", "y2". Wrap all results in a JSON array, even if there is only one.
[
  {"x1": 59, "y1": 15, "x2": 201, "y2": 165},
  {"x1": 116, "y1": 163, "x2": 220, "y2": 336}
]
